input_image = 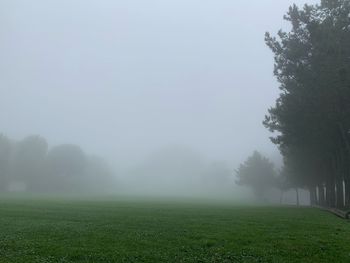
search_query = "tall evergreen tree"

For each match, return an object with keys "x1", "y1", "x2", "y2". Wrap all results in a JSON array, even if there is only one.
[{"x1": 264, "y1": 0, "x2": 350, "y2": 208}]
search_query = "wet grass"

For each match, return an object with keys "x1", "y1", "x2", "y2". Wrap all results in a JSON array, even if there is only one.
[{"x1": 0, "y1": 196, "x2": 349, "y2": 262}]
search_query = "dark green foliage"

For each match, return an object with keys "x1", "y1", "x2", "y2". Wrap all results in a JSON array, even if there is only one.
[
  {"x1": 0, "y1": 197, "x2": 349, "y2": 263},
  {"x1": 264, "y1": 0, "x2": 350, "y2": 207}
]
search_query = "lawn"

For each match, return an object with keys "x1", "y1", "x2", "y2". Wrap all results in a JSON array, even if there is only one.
[{"x1": 0, "y1": 196, "x2": 349, "y2": 262}]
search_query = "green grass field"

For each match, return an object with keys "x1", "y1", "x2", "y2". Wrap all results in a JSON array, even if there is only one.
[{"x1": 0, "y1": 196, "x2": 349, "y2": 263}]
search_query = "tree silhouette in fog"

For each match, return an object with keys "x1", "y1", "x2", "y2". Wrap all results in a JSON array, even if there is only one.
[
  {"x1": 264, "y1": 0, "x2": 350, "y2": 208},
  {"x1": 12, "y1": 135, "x2": 48, "y2": 191},
  {"x1": 236, "y1": 151, "x2": 275, "y2": 200},
  {"x1": 0, "y1": 135, "x2": 12, "y2": 192},
  {"x1": 0, "y1": 134, "x2": 115, "y2": 193}
]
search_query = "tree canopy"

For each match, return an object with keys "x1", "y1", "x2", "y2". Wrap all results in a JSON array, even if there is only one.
[
  {"x1": 264, "y1": 0, "x2": 350, "y2": 208},
  {"x1": 0, "y1": 134, "x2": 115, "y2": 193},
  {"x1": 236, "y1": 151, "x2": 276, "y2": 199}
]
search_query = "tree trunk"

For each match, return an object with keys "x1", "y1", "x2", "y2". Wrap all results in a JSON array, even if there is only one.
[
  {"x1": 326, "y1": 179, "x2": 336, "y2": 208},
  {"x1": 326, "y1": 156, "x2": 337, "y2": 208},
  {"x1": 295, "y1": 188, "x2": 300, "y2": 206},
  {"x1": 318, "y1": 184, "x2": 326, "y2": 207},
  {"x1": 334, "y1": 150, "x2": 344, "y2": 209},
  {"x1": 309, "y1": 186, "x2": 317, "y2": 206},
  {"x1": 338, "y1": 123, "x2": 350, "y2": 208},
  {"x1": 338, "y1": 123, "x2": 350, "y2": 155},
  {"x1": 336, "y1": 179, "x2": 344, "y2": 208},
  {"x1": 345, "y1": 179, "x2": 350, "y2": 208}
]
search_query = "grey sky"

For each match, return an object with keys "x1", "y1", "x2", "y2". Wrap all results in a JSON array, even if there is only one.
[{"x1": 0, "y1": 0, "x2": 317, "y2": 168}]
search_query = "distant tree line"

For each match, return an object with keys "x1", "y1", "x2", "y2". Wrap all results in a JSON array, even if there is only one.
[
  {"x1": 0, "y1": 134, "x2": 115, "y2": 193},
  {"x1": 236, "y1": 151, "x2": 304, "y2": 205},
  {"x1": 264, "y1": 0, "x2": 350, "y2": 208}
]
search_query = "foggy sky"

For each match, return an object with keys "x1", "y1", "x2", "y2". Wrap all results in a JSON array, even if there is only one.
[{"x1": 0, "y1": 0, "x2": 318, "y2": 169}]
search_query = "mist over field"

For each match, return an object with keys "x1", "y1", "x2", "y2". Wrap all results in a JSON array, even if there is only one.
[
  {"x1": 3, "y1": 0, "x2": 350, "y2": 262},
  {"x1": 0, "y1": 0, "x2": 324, "y2": 205}
]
